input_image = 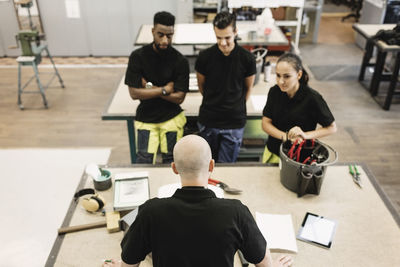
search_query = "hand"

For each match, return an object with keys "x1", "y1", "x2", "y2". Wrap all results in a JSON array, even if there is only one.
[
  {"x1": 273, "y1": 255, "x2": 293, "y2": 267},
  {"x1": 141, "y1": 77, "x2": 148, "y2": 88},
  {"x1": 288, "y1": 126, "x2": 306, "y2": 142},
  {"x1": 102, "y1": 259, "x2": 121, "y2": 267},
  {"x1": 164, "y1": 81, "x2": 175, "y2": 94}
]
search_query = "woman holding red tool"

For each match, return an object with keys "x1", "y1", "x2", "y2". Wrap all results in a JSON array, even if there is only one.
[{"x1": 261, "y1": 53, "x2": 337, "y2": 163}]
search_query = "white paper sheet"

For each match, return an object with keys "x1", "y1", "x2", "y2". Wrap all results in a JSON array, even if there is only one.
[
  {"x1": 256, "y1": 212, "x2": 298, "y2": 252},
  {"x1": 114, "y1": 172, "x2": 149, "y2": 210},
  {"x1": 118, "y1": 179, "x2": 148, "y2": 204}
]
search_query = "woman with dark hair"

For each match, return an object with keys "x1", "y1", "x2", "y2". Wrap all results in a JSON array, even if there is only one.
[{"x1": 261, "y1": 53, "x2": 337, "y2": 163}]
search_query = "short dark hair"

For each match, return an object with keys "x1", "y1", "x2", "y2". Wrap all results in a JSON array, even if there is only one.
[
  {"x1": 154, "y1": 11, "x2": 175, "y2": 26},
  {"x1": 213, "y1": 11, "x2": 236, "y2": 30},
  {"x1": 277, "y1": 52, "x2": 309, "y2": 85}
]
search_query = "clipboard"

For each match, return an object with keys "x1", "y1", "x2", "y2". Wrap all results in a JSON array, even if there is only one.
[
  {"x1": 297, "y1": 212, "x2": 337, "y2": 249},
  {"x1": 113, "y1": 171, "x2": 150, "y2": 211}
]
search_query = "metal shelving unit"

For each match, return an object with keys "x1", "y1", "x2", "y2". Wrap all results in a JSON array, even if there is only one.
[{"x1": 228, "y1": 0, "x2": 305, "y2": 51}]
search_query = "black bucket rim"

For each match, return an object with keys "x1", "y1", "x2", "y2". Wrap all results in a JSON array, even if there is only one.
[{"x1": 279, "y1": 139, "x2": 338, "y2": 167}]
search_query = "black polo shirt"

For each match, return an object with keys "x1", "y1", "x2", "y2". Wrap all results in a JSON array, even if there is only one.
[
  {"x1": 195, "y1": 43, "x2": 256, "y2": 129},
  {"x1": 121, "y1": 187, "x2": 266, "y2": 267},
  {"x1": 263, "y1": 84, "x2": 335, "y2": 155},
  {"x1": 125, "y1": 43, "x2": 189, "y2": 123}
]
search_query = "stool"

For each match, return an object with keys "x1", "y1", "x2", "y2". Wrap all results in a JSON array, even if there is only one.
[
  {"x1": 17, "y1": 45, "x2": 64, "y2": 109},
  {"x1": 368, "y1": 41, "x2": 400, "y2": 110}
]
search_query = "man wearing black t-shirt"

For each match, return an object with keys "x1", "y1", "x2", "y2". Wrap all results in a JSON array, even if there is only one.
[
  {"x1": 103, "y1": 135, "x2": 293, "y2": 267},
  {"x1": 195, "y1": 12, "x2": 256, "y2": 163},
  {"x1": 125, "y1": 11, "x2": 189, "y2": 164}
]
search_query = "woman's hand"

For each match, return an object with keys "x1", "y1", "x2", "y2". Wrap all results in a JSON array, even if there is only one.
[{"x1": 288, "y1": 126, "x2": 307, "y2": 142}]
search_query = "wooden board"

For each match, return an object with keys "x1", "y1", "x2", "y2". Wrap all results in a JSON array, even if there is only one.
[{"x1": 49, "y1": 164, "x2": 400, "y2": 267}]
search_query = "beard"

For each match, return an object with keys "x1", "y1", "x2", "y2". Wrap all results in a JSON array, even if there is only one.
[{"x1": 154, "y1": 43, "x2": 172, "y2": 56}]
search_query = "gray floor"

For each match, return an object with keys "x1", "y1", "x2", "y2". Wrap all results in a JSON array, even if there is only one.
[{"x1": 300, "y1": 42, "x2": 400, "y2": 216}]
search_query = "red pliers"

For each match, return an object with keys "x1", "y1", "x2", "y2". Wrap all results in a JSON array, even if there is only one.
[{"x1": 208, "y1": 178, "x2": 242, "y2": 195}]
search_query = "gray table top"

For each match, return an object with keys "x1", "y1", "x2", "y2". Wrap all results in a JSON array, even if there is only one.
[{"x1": 135, "y1": 22, "x2": 288, "y2": 46}]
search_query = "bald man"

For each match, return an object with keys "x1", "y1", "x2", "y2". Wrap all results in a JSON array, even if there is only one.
[{"x1": 104, "y1": 135, "x2": 292, "y2": 267}]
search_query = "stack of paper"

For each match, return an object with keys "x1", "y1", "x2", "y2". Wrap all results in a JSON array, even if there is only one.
[{"x1": 256, "y1": 212, "x2": 298, "y2": 252}]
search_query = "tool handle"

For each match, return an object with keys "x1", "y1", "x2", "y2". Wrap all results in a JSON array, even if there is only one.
[
  {"x1": 208, "y1": 178, "x2": 220, "y2": 184},
  {"x1": 58, "y1": 221, "x2": 106, "y2": 235},
  {"x1": 354, "y1": 165, "x2": 360, "y2": 175},
  {"x1": 208, "y1": 181, "x2": 218, "y2": 186},
  {"x1": 349, "y1": 165, "x2": 354, "y2": 175}
]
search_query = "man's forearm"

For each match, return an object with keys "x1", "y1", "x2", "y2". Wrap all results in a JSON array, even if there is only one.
[
  {"x1": 128, "y1": 86, "x2": 166, "y2": 100},
  {"x1": 244, "y1": 74, "x2": 255, "y2": 101},
  {"x1": 161, "y1": 91, "x2": 186, "y2": 104}
]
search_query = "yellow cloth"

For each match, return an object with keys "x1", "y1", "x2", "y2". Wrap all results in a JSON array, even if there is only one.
[
  {"x1": 262, "y1": 145, "x2": 280, "y2": 164},
  {"x1": 134, "y1": 112, "x2": 186, "y2": 164}
]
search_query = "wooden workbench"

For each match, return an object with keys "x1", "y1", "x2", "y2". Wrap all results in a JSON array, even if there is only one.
[{"x1": 48, "y1": 164, "x2": 400, "y2": 267}]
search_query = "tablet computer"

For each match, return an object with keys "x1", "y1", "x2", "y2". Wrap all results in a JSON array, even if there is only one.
[{"x1": 297, "y1": 212, "x2": 337, "y2": 249}]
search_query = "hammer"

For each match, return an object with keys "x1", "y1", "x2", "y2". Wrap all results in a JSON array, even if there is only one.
[{"x1": 58, "y1": 211, "x2": 120, "y2": 235}]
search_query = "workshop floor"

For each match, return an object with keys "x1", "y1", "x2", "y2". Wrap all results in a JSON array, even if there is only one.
[{"x1": 0, "y1": 15, "x2": 399, "y2": 266}]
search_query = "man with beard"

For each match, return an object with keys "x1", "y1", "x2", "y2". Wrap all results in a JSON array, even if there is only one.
[{"x1": 125, "y1": 11, "x2": 189, "y2": 164}]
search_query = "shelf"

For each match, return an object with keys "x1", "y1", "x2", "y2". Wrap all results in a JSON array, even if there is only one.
[{"x1": 275, "y1": 20, "x2": 300, "y2": 27}]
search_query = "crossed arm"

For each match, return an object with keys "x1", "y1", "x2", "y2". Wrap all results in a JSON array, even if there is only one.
[{"x1": 128, "y1": 78, "x2": 186, "y2": 105}]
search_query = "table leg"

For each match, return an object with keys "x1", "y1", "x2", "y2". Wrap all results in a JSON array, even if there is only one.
[
  {"x1": 370, "y1": 50, "x2": 387, "y2": 96},
  {"x1": 127, "y1": 120, "x2": 136, "y2": 164},
  {"x1": 383, "y1": 52, "x2": 400, "y2": 110},
  {"x1": 359, "y1": 40, "x2": 374, "y2": 81}
]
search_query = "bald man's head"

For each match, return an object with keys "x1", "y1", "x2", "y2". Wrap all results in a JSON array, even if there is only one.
[{"x1": 173, "y1": 135, "x2": 212, "y2": 178}]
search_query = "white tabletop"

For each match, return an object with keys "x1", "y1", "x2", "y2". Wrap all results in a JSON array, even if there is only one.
[
  {"x1": 103, "y1": 74, "x2": 275, "y2": 119},
  {"x1": 135, "y1": 22, "x2": 288, "y2": 46}
]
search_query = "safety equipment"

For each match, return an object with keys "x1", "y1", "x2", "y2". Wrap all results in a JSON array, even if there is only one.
[{"x1": 74, "y1": 188, "x2": 105, "y2": 212}]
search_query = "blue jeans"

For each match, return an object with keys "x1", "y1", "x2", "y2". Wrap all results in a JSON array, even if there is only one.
[{"x1": 198, "y1": 123, "x2": 244, "y2": 163}]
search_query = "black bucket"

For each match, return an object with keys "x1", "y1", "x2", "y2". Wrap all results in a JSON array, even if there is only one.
[{"x1": 279, "y1": 139, "x2": 338, "y2": 197}]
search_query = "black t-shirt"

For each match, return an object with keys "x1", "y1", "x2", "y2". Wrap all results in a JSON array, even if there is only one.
[
  {"x1": 121, "y1": 187, "x2": 266, "y2": 267},
  {"x1": 263, "y1": 84, "x2": 335, "y2": 155},
  {"x1": 125, "y1": 43, "x2": 189, "y2": 123},
  {"x1": 195, "y1": 43, "x2": 256, "y2": 129}
]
